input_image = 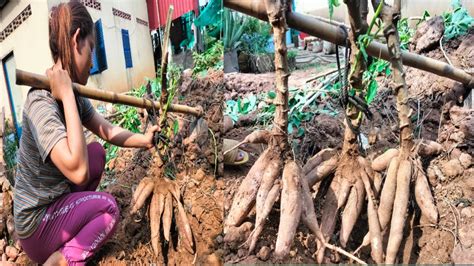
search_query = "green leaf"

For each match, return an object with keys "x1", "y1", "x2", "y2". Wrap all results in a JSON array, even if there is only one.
[
  {"x1": 422, "y1": 10, "x2": 431, "y2": 21},
  {"x1": 267, "y1": 90, "x2": 276, "y2": 99},
  {"x1": 328, "y1": 0, "x2": 340, "y2": 19},
  {"x1": 296, "y1": 127, "x2": 305, "y2": 138},
  {"x1": 173, "y1": 119, "x2": 179, "y2": 135},
  {"x1": 366, "y1": 79, "x2": 378, "y2": 104},
  {"x1": 288, "y1": 122, "x2": 294, "y2": 134}
]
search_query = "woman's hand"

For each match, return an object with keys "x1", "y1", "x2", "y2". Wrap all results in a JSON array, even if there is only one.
[
  {"x1": 143, "y1": 125, "x2": 160, "y2": 149},
  {"x1": 46, "y1": 59, "x2": 73, "y2": 101}
]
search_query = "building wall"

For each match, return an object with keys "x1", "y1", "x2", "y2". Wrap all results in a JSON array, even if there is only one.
[
  {"x1": 0, "y1": 1, "x2": 51, "y2": 124},
  {"x1": 0, "y1": 0, "x2": 155, "y2": 124}
]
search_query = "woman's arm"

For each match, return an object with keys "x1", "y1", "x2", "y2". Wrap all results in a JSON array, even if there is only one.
[
  {"x1": 84, "y1": 110, "x2": 158, "y2": 149},
  {"x1": 48, "y1": 60, "x2": 89, "y2": 186}
]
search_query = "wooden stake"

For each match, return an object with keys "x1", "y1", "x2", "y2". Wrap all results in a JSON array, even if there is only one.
[{"x1": 15, "y1": 69, "x2": 203, "y2": 117}]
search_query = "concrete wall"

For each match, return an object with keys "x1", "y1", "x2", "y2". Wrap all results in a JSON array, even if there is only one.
[
  {"x1": 0, "y1": 0, "x2": 155, "y2": 124},
  {"x1": 0, "y1": 0, "x2": 51, "y2": 124}
]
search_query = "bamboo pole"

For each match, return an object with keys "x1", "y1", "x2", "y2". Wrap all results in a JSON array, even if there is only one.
[
  {"x1": 15, "y1": 69, "x2": 203, "y2": 117},
  {"x1": 224, "y1": 0, "x2": 474, "y2": 88}
]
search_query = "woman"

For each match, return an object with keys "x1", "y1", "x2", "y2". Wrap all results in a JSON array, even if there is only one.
[{"x1": 13, "y1": 1, "x2": 158, "y2": 265}]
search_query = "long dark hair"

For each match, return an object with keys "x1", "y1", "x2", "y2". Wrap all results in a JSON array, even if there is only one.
[{"x1": 49, "y1": 0, "x2": 93, "y2": 81}]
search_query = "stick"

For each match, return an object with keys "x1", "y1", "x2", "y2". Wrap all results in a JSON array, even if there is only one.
[
  {"x1": 15, "y1": 69, "x2": 203, "y2": 117},
  {"x1": 306, "y1": 67, "x2": 344, "y2": 83},
  {"x1": 324, "y1": 242, "x2": 368, "y2": 265},
  {"x1": 439, "y1": 36, "x2": 453, "y2": 67},
  {"x1": 159, "y1": 5, "x2": 174, "y2": 127}
]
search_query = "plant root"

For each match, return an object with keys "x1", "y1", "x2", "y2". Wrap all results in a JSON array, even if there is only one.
[
  {"x1": 225, "y1": 148, "x2": 273, "y2": 228},
  {"x1": 274, "y1": 161, "x2": 303, "y2": 259},
  {"x1": 304, "y1": 148, "x2": 338, "y2": 187},
  {"x1": 149, "y1": 192, "x2": 165, "y2": 256},
  {"x1": 385, "y1": 159, "x2": 412, "y2": 264},
  {"x1": 130, "y1": 176, "x2": 195, "y2": 256},
  {"x1": 414, "y1": 159, "x2": 438, "y2": 224},
  {"x1": 131, "y1": 177, "x2": 155, "y2": 214},
  {"x1": 313, "y1": 152, "x2": 385, "y2": 263},
  {"x1": 244, "y1": 155, "x2": 282, "y2": 254}
]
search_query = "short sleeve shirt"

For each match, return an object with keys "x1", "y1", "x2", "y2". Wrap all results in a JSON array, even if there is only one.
[{"x1": 13, "y1": 88, "x2": 94, "y2": 239}]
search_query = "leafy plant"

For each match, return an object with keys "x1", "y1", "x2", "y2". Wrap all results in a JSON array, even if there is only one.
[
  {"x1": 225, "y1": 82, "x2": 338, "y2": 138},
  {"x1": 224, "y1": 9, "x2": 248, "y2": 51},
  {"x1": 240, "y1": 17, "x2": 272, "y2": 55},
  {"x1": 328, "y1": 0, "x2": 340, "y2": 19},
  {"x1": 397, "y1": 17, "x2": 415, "y2": 50},
  {"x1": 443, "y1": 0, "x2": 474, "y2": 40},
  {"x1": 288, "y1": 50, "x2": 297, "y2": 59},
  {"x1": 104, "y1": 64, "x2": 182, "y2": 165},
  {"x1": 225, "y1": 93, "x2": 257, "y2": 122},
  {"x1": 192, "y1": 40, "x2": 223, "y2": 75}
]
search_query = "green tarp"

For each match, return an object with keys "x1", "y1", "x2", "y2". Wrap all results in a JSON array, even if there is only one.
[{"x1": 194, "y1": 0, "x2": 222, "y2": 27}]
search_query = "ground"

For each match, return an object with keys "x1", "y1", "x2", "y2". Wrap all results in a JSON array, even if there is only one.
[
  {"x1": 222, "y1": 32, "x2": 473, "y2": 264},
  {"x1": 90, "y1": 70, "x2": 225, "y2": 265}
]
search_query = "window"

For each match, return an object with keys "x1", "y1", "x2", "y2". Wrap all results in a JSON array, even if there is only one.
[
  {"x1": 121, "y1": 29, "x2": 132, "y2": 68},
  {"x1": 90, "y1": 19, "x2": 107, "y2": 75}
]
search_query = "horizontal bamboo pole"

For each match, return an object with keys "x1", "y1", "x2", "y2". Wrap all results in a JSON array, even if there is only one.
[
  {"x1": 15, "y1": 69, "x2": 203, "y2": 117},
  {"x1": 225, "y1": 0, "x2": 474, "y2": 88}
]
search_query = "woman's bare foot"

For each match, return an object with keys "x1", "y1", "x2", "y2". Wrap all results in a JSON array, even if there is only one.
[{"x1": 44, "y1": 251, "x2": 67, "y2": 266}]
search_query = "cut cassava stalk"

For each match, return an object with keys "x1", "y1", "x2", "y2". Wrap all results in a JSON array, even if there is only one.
[
  {"x1": 15, "y1": 69, "x2": 204, "y2": 117},
  {"x1": 159, "y1": 6, "x2": 173, "y2": 116}
]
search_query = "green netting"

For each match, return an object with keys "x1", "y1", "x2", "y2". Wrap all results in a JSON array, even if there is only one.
[
  {"x1": 194, "y1": 0, "x2": 222, "y2": 27},
  {"x1": 181, "y1": 11, "x2": 195, "y2": 49}
]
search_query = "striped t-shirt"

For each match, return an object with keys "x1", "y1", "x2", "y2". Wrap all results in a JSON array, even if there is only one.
[{"x1": 14, "y1": 88, "x2": 94, "y2": 239}]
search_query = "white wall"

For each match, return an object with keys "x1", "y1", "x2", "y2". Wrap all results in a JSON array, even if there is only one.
[
  {"x1": 47, "y1": 0, "x2": 155, "y2": 94},
  {"x1": 0, "y1": 0, "x2": 52, "y2": 124}
]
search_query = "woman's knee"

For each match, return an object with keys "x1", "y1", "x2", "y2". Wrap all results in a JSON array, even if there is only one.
[
  {"x1": 87, "y1": 142, "x2": 106, "y2": 166},
  {"x1": 97, "y1": 192, "x2": 120, "y2": 219}
]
